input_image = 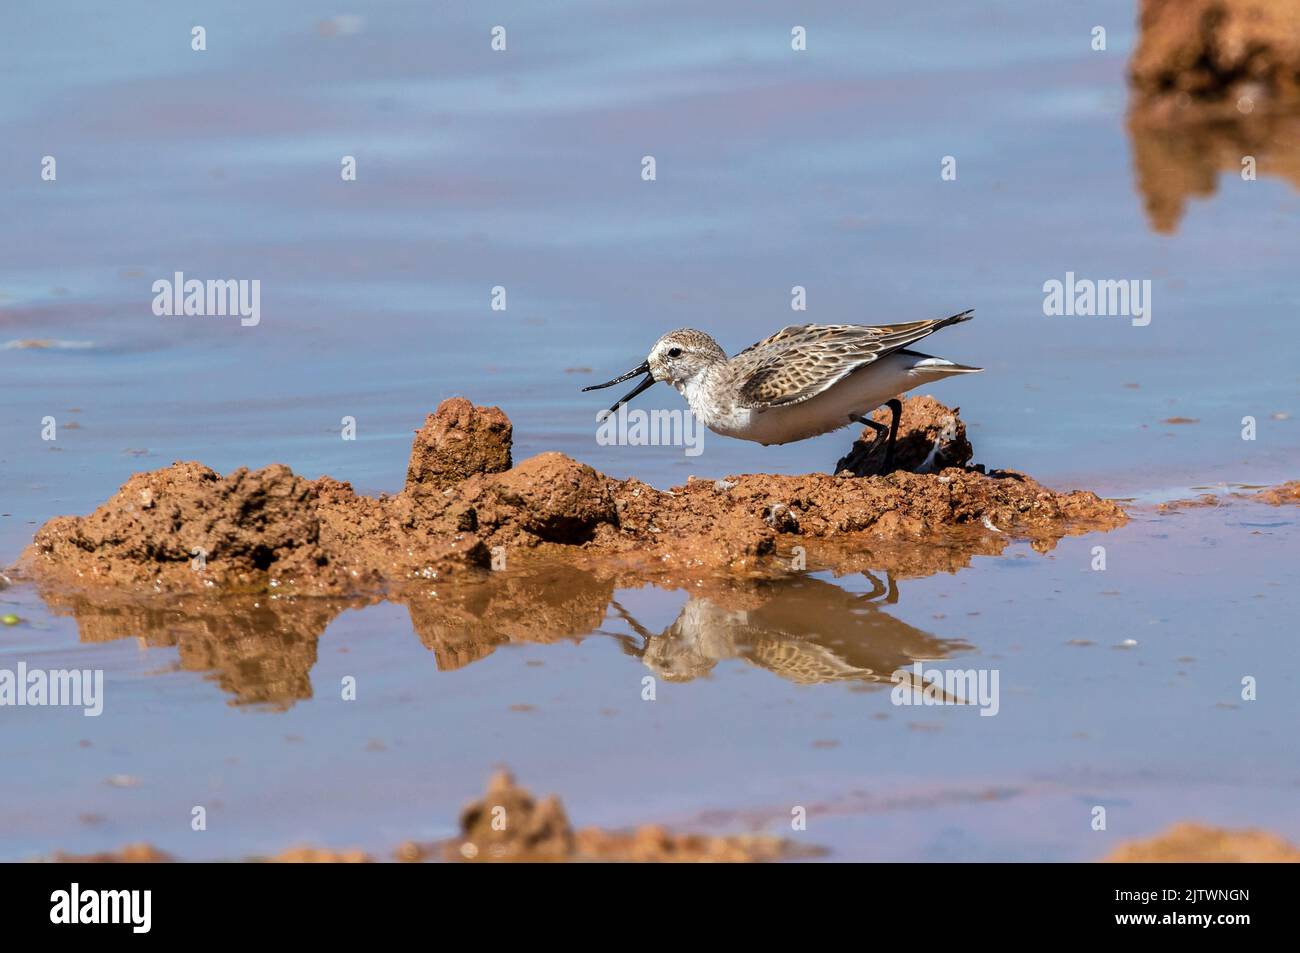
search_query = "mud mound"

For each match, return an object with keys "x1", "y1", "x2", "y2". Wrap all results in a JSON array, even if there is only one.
[
  {"x1": 450, "y1": 769, "x2": 575, "y2": 861},
  {"x1": 1157, "y1": 480, "x2": 1300, "y2": 511},
  {"x1": 51, "y1": 843, "x2": 175, "y2": 863},
  {"x1": 1253, "y1": 480, "x2": 1300, "y2": 505},
  {"x1": 428, "y1": 770, "x2": 814, "y2": 863},
  {"x1": 1105, "y1": 822, "x2": 1300, "y2": 862},
  {"x1": 267, "y1": 847, "x2": 373, "y2": 863},
  {"x1": 590, "y1": 458, "x2": 1124, "y2": 578},
  {"x1": 41, "y1": 770, "x2": 818, "y2": 863},
  {"x1": 24, "y1": 396, "x2": 1124, "y2": 592},
  {"x1": 28, "y1": 462, "x2": 373, "y2": 594},
  {"x1": 405, "y1": 397, "x2": 512, "y2": 490},
  {"x1": 836, "y1": 395, "x2": 973, "y2": 475}
]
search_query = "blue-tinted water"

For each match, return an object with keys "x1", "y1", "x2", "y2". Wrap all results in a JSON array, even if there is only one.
[{"x1": 1, "y1": 1, "x2": 1297, "y2": 860}]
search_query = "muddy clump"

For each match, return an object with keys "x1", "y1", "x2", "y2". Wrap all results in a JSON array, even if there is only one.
[
  {"x1": 422, "y1": 770, "x2": 815, "y2": 863},
  {"x1": 1105, "y1": 822, "x2": 1300, "y2": 862},
  {"x1": 41, "y1": 771, "x2": 818, "y2": 863},
  {"x1": 405, "y1": 397, "x2": 512, "y2": 490},
  {"x1": 448, "y1": 769, "x2": 576, "y2": 861},
  {"x1": 1252, "y1": 480, "x2": 1300, "y2": 505},
  {"x1": 836, "y1": 395, "x2": 973, "y2": 476},
  {"x1": 600, "y1": 462, "x2": 1123, "y2": 574},
  {"x1": 1127, "y1": 0, "x2": 1300, "y2": 231},
  {"x1": 266, "y1": 846, "x2": 373, "y2": 863},
  {"x1": 29, "y1": 463, "x2": 346, "y2": 593},
  {"x1": 1158, "y1": 480, "x2": 1300, "y2": 511},
  {"x1": 51, "y1": 843, "x2": 175, "y2": 863},
  {"x1": 24, "y1": 395, "x2": 1125, "y2": 592}
]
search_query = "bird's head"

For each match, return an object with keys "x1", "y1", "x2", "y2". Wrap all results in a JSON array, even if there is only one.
[{"x1": 583, "y1": 328, "x2": 726, "y2": 413}]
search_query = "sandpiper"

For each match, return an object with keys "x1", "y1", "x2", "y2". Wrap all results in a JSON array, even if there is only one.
[{"x1": 583, "y1": 309, "x2": 980, "y2": 472}]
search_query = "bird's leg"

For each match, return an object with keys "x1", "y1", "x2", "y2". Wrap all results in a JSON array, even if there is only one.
[
  {"x1": 850, "y1": 413, "x2": 889, "y2": 441},
  {"x1": 843, "y1": 413, "x2": 889, "y2": 477},
  {"x1": 844, "y1": 399, "x2": 905, "y2": 476},
  {"x1": 880, "y1": 399, "x2": 903, "y2": 474},
  {"x1": 859, "y1": 570, "x2": 901, "y2": 605},
  {"x1": 607, "y1": 599, "x2": 656, "y2": 657}
]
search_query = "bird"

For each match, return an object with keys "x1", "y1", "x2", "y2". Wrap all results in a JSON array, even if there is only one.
[{"x1": 583, "y1": 309, "x2": 980, "y2": 472}]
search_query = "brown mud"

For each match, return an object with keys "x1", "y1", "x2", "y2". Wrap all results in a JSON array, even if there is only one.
[
  {"x1": 427, "y1": 769, "x2": 819, "y2": 862},
  {"x1": 1128, "y1": 0, "x2": 1300, "y2": 232},
  {"x1": 44, "y1": 771, "x2": 818, "y2": 863},
  {"x1": 49, "y1": 843, "x2": 175, "y2": 863},
  {"x1": 22, "y1": 396, "x2": 1125, "y2": 595},
  {"x1": 51, "y1": 801, "x2": 1300, "y2": 863},
  {"x1": 1252, "y1": 480, "x2": 1300, "y2": 505},
  {"x1": 1106, "y1": 822, "x2": 1300, "y2": 863},
  {"x1": 1158, "y1": 480, "x2": 1300, "y2": 512}
]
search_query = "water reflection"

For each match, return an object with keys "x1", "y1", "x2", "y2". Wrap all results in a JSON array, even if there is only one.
[
  {"x1": 1128, "y1": 107, "x2": 1300, "y2": 233},
  {"x1": 36, "y1": 589, "x2": 377, "y2": 709},
  {"x1": 1125, "y1": 5, "x2": 1300, "y2": 234},
  {"x1": 610, "y1": 572, "x2": 970, "y2": 686},
  {"x1": 405, "y1": 566, "x2": 614, "y2": 672},
  {"x1": 37, "y1": 563, "x2": 974, "y2": 707}
]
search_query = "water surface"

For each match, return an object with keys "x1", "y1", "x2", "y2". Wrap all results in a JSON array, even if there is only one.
[{"x1": 2, "y1": 0, "x2": 1297, "y2": 860}]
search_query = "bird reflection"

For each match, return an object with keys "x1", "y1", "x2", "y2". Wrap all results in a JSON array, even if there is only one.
[
  {"x1": 608, "y1": 571, "x2": 971, "y2": 686},
  {"x1": 39, "y1": 566, "x2": 976, "y2": 707}
]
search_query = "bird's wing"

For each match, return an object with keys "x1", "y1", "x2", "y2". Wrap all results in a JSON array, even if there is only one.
[
  {"x1": 733, "y1": 311, "x2": 973, "y2": 410},
  {"x1": 747, "y1": 639, "x2": 877, "y2": 685}
]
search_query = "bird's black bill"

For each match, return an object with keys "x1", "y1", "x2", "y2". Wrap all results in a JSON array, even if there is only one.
[
  {"x1": 599, "y1": 373, "x2": 655, "y2": 415},
  {"x1": 583, "y1": 360, "x2": 657, "y2": 415},
  {"x1": 582, "y1": 361, "x2": 650, "y2": 392}
]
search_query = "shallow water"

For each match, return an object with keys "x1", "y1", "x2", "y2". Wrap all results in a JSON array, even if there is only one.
[
  {"x1": 2, "y1": 0, "x2": 1298, "y2": 860},
  {"x1": 4, "y1": 502, "x2": 1297, "y2": 861}
]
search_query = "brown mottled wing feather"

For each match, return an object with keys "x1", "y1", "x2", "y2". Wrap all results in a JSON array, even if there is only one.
[
  {"x1": 748, "y1": 639, "x2": 878, "y2": 685},
  {"x1": 734, "y1": 310, "x2": 973, "y2": 410}
]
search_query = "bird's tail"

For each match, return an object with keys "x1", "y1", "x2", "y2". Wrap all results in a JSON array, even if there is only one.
[
  {"x1": 937, "y1": 308, "x2": 975, "y2": 328},
  {"x1": 909, "y1": 356, "x2": 983, "y2": 376},
  {"x1": 874, "y1": 308, "x2": 976, "y2": 356}
]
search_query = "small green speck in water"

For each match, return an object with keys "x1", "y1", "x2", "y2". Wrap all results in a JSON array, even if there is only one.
[{"x1": 1, "y1": 614, "x2": 20, "y2": 626}]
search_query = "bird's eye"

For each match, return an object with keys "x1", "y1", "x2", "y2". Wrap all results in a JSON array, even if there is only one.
[{"x1": 668, "y1": 347, "x2": 682, "y2": 358}]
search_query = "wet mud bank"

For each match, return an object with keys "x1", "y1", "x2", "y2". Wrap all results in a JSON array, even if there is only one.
[
  {"x1": 45, "y1": 770, "x2": 818, "y2": 863},
  {"x1": 1157, "y1": 480, "x2": 1300, "y2": 511},
  {"x1": 1106, "y1": 822, "x2": 1300, "y2": 863},
  {"x1": 45, "y1": 784, "x2": 1300, "y2": 863},
  {"x1": 22, "y1": 397, "x2": 1126, "y2": 594}
]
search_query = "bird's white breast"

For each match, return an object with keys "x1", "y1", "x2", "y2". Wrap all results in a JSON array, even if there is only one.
[{"x1": 683, "y1": 351, "x2": 960, "y2": 446}]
